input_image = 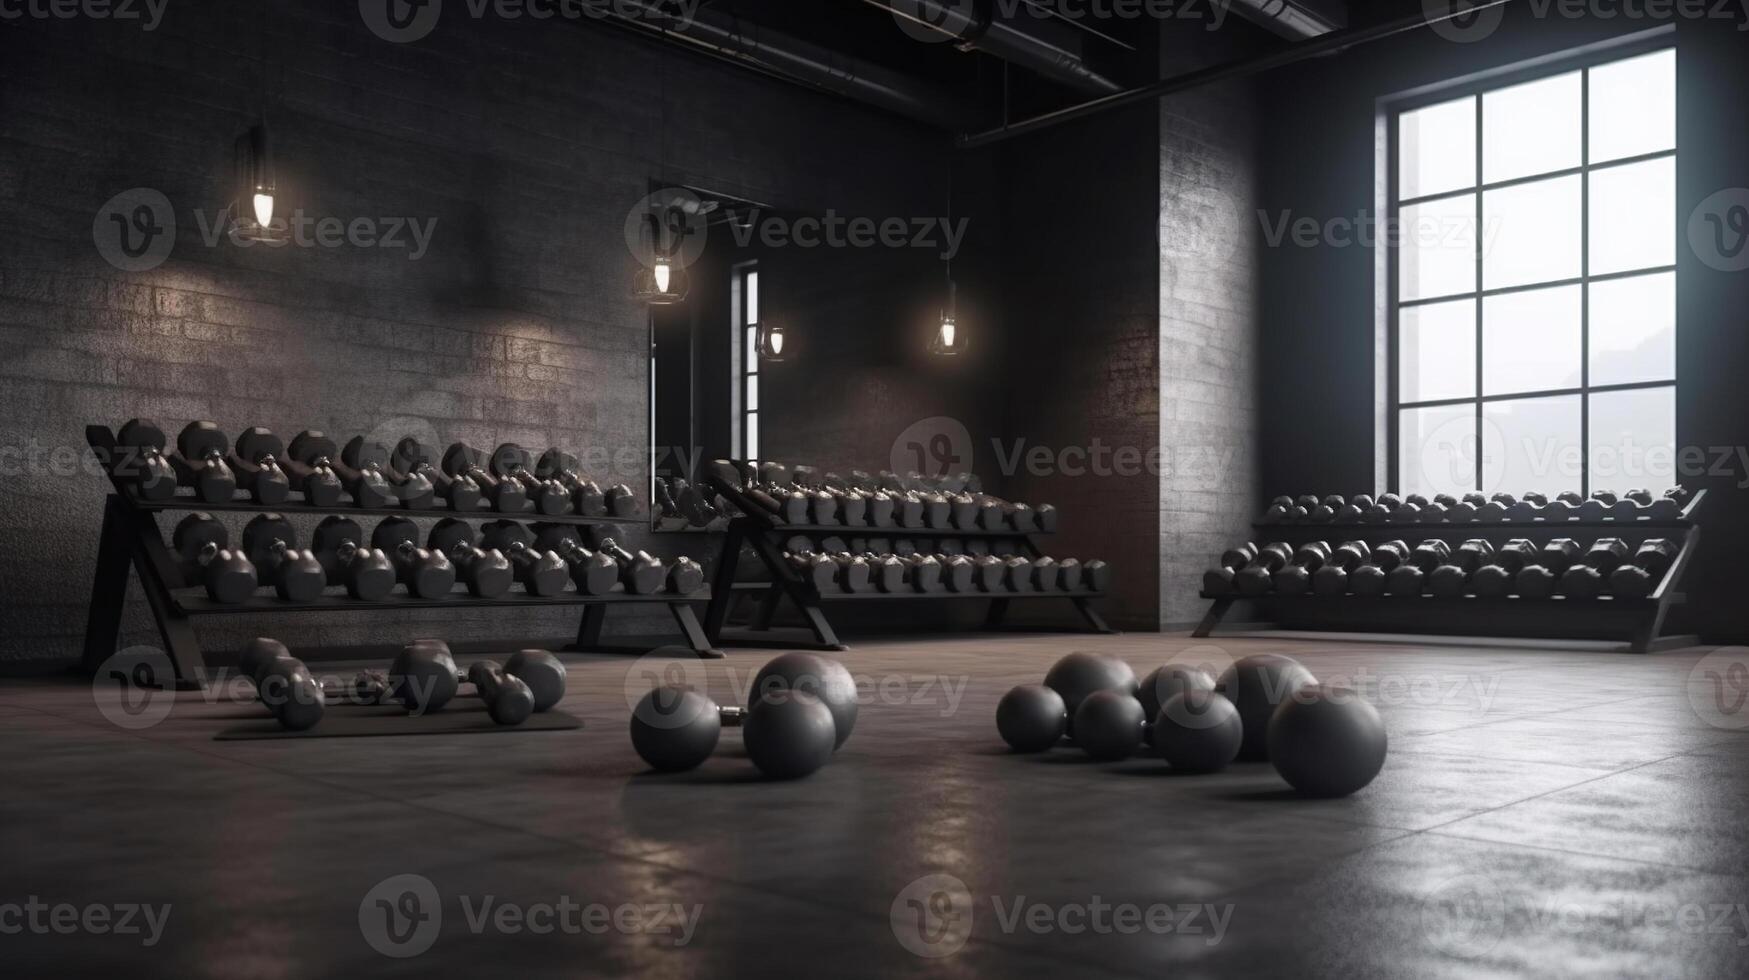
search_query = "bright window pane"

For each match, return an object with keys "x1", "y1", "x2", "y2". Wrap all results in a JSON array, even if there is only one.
[
  {"x1": 1483, "y1": 284, "x2": 1582, "y2": 395},
  {"x1": 1484, "y1": 175, "x2": 1582, "y2": 289},
  {"x1": 1399, "y1": 299, "x2": 1475, "y2": 402},
  {"x1": 1400, "y1": 404, "x2": 1477, "y2": 499},
  {"x1": 746, "y1": 325, "x2": 758, "y2": 361},
  {"x1": 1399, "y1": 96, "x2": 1477, "y2": 200},
  {"x1": 745, "y1": 271, "x2": 759, "y2": 324},
  {"x1": 1589, "y1": 49, "x2": 1675, "y2": 164},
  {"x1": 1590, "y1": 157, "x2": 1675, "y2": 276},
  {"x1": 746, "y1": 419, "x2": 759, "y2": 461},
  {"x1": 1399, "y1": 194, "x2": 1477, "y2": 301},
  {"x1": 745, "y1": 374, "x2": 759, "y2": 412},
  {"x1": 1589, "y1": 386, "x2": 1675, "y2": 489},
  {"x1": 1484, "y1": 71, "x2": 1582, "y2": 183},
  {"x1": 1589, "y1": 272, "x2": 1675, "y2": 387},
  {"x1": 1483, "y1": 395, "x2": 1581, "y2": 497}
]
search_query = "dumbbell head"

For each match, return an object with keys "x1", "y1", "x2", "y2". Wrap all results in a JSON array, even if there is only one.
[
  {"x1": 287, "y1": 430, "x2": 339, "y2": 464},
  {"x1": 371, "y1": 515, "x2": 420, "y2": 553},
  {"x1": 427, "y1": 518, "x2": 477, "y2": 556},
  {"x1": 535, "y1": 448, "x2": 578, "y2": 480},
  {"x1": 177, "y1": 421, "x2": 229, "y2": 461},
  {"x1": 389, "y1": 640, "x2": 460, "y2": 714},
  {"x1": 311, "y1": 516, "x2": 366, "y2": 584},
  {"x1": 489, "y1": 443, "x2": 533, "y2": 477},
  {"x1": 480, "y1": 519, "x2": 534, "y2": 553},
  {"x1": 440, "y1": 443, "x2": 483, "y2": 477},
  {"x1": 117, "y1": 418, "x2": 167, "y2": 450},
  {"x1": 1349, "y1": 564, "x2": 1387, "y2": 596},
  {"x1": 235, "y1": 427, "x2": 284, "y2": 464},
  {"x1": 173, "y1": 512, "x2": 228, "y2": 562},
  {"x1": 1311, "y1": 565, "x2": 1348, "y2": 595},
  {"x1": 390, "y1": 437, "x2": 430, "y2": 475},
  {"x1": 341, "y1": 437, "x2": 390, "y2": 472},
  {"x1": 241, "y1": 514, "x2": 297, "y2": 567},
  {"x1": 1427, "y1": 564, "x2": 1468, "y2": 596},
  {"x1": 253, "y1": 652, "x2": 325, "y2": 731},
  {"x1": 466, "y1": 661, "x2": 535, "y2": 726},
  {"x1": 504, "y1": 650, "x2": 566, "y2": 712},
  {"x1": 1471, "y1": 564, "x2": 1512, "y2": 596},
  {"x1": 1273, "y1": 565, "x2": 1311, "y2": 595},
  {"x1": 631, "y1": 685, "x2": 724, "y2": 772},
  {"x1": 1385, "y1": 564, "x2": 1425, "y2": 596}
]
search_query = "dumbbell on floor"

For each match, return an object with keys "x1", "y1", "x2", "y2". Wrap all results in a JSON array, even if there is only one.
[
  {"x1": 382, "y1": 642, "x2": 567, "y2": 722},
  {"x1": 173, "y1": 513, "x2": 258, "y2": 603},
  {"x1": 238, "y1": 638, "x2": 325, "y2": 731}
]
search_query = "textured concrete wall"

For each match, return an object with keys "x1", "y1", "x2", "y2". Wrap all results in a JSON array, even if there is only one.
[{"x1": 0, "y1": 1, "x2": 946, "y2": 668}]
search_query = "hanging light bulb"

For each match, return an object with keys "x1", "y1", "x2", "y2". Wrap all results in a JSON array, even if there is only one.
[
  {"x1": 230, "y1": 122, "x2": 285, "y2": 243},
  {"x1": 633, "y1": 211, "x2": 690, "y2": 304},
  {"x1": 929, "y1": 281, "x2": 966, "y2": 356},
  {"x1": 756, "y1": 319, "x2": 786, "y2": 361}
]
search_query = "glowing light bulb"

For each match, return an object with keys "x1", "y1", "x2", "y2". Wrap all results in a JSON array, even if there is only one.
[
  {"x1": 769, "y1": 329, "x2": 784, "y2": 355},
  {"x1": 653, "y1": 258, "x2": 672, "y2": 294},
  {"x1": 252, "y1": 192, "x2": 274, "y2": 229},
  {"x1": 939, "y1": 318, "x2": 956, "y2": 349}
]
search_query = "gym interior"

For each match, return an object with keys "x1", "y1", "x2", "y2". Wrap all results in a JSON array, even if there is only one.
[{"x1": 3, "y1": 1, "x2": 1748, "y2": 976}]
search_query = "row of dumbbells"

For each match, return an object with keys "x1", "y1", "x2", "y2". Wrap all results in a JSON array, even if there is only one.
[
  {"x1": 713, "y1": 459, "x2": 1058, "y2": 532},
  {"x1": 1261, "y1": 488, "x2": 1691, "y2": 525},
  {"x1": 108, "y1": 419, "x2": 639, "y2": 517},
  {"x1": 175, "y1": 512, "x2": 704, "y2": 604},
  {"x1": 653, "y1": 476, "x2": 737, "y2": 529},
  {"x1": 241, "y1": 638, "x2": 566, "y2": 731},
  {"x1": 783, "y1": 538, "x2": 1111, "y2": 595},
  {"x1": 1207, "y1": 536, "x2": 1677, "y2": 600}
]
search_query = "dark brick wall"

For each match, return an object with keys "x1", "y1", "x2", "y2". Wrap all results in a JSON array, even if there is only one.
[{"x1": 0, "y1": 2, "x2": 948, "y2": 668}]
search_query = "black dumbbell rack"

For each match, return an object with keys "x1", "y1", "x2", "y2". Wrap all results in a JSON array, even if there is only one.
[
  {"x1": 81, "y1": 426, "x2": 721, "y2": 690},
  {"x1": 1191, "y1": 490, "x2": 1707, "y2": 654},
  {"x1": 698, "y1": 482, "x2": 1115, "y2": 651}
]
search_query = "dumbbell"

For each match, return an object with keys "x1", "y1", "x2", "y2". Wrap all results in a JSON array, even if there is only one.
[
  {"x1": 377, "y1": 645, "x2": 566, "y2": 721},
  {"x1": 1428, "y1": 540, "x2": 1493, "y2": 596},
  {"x1": 372, "y1": 517, "x2": 457, "y2": 599},
  {"x1": 491, "y1": 444, "x2": 571, "y2": 516},
  {"x1": 1388, "y1": 498, "x2": 1425, "y2": 524},
  {"x1": 1470, "y1": 540, "x2": 1537, "y2": 597},
  {"x1": 535, "y1": 449, "x2": 607, "y2": 517},
  {"x1": 827, "y1": 553, "x2": 876, "y2": 593},
  {"x1": 1273, "y1": 542, "x2": 1330, "y2": 596},
  {"x1": 172, "y1": 513, "x2": 258, "y2": 603},
  {"x1": 1369, "y1": 539, "x2": 1411, "y2": 572},
  {"x1": 532, "y1": 524, "x2": 621, "y2": 595},
  {"x1": 1646, "y1": 488, "x2": 1684, "y2": 521},
  {"x1": 1409, "y1": 539, "x2": 1451, "y2": 574},
  {"x1": 169, "y1": 421, "x2": 238, "y2": 503},
  {"x1": 427, "y1": 519, "x2": 514, "y2": 598},
  {"x1": 1608, "y1": 539, "x2": 1678, "y2": 599},
  {"x1": 666, "y1": 556, "x2": 706, "y2": 595},
  {"x1": 1576, "y1": 491, "x2": 1617, "y2": 522},
  {"x1": 227, "y1": 427, "x2": 291, "y2": 505},
  {"x1": 1558, "y1": 538, "x2": 1631, "y2": 598},
  {"x1": 310, "y1": 516, "x2": 396, "y2": 600},
  {"x1": 1310, "y1": 559, "x2": 1350, "y2": 595},
  {"x1": 241, "y1": 514, "x2": 325, "y2": 602},
  {"x1": 360, "y1": 436, "x2": 436, "y2": 510},
  {"x1": 238, "y1": 638, "x2": 324, "y2": 731},
  {"x1": 631, "y1": 652, "x2": 851, "y2": 778},
  {"x1": 284, "y1": 431, "x2": 346, "y2": 507},
  {"x1": 1538, "y1": 538, "x2": 1583, "y2": 576},
  {"x1": 331, "y1": 437, "x2": 397, "y2": 509},
  {"x1": 669, "y1": 477, "x2": 725, "y2": 527},
  {"x1": 598, "y1": 538, "x2": 666, "y2": 595},
  {"x1": 918, "y1": 553, "x2": 973, "y2": 592},
  {"x1": 112, "y1": 419, "x2": 178, "y2": 500},
  {"x1": 603, "y1": 484, "x2": 640, "y2": 519},
  {"x1": 1540, "y1": 494, "x2": 1576, "y2": 521},
  {"x1": 1233, "y1": 542, "x2": 1294, "y2": 596},
  {"x1": 1349, "y1": 563, "x2": 1388, "y2": 596},
  {"x1": 443, "y1": 443, "x2": 527, "y2": 513},
  {"x1": 1386, "y1": 561, "x2": 1426, "y2": 596},
  {"x1": 479, "y1": 521, "x2": 568, "y2": 597}
]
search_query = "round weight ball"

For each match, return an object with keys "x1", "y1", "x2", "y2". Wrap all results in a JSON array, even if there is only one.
[
  {"x1": 1217, "y1": 654, "x2": 1316, "y2": 761},
  {"x1": 749, "y1": 652, "x2": 858, "y2": 749},
  {"x1": 630, "y1": 686, "x2": 721, "y2": 772},
  {"x1": 996, "y1": 684, "x2": 1066, "y2": 753},
  {"x1": 1137, "y1": 664, "x2": 1216, "y2": 720},
  {"x1": 504, "y1": 649, "x2": 567, "y2": 712},
  {"x1": 743, "y1": 691, "x2": 838, "y2": 779},
  {"x1": 1042, "y1": 651, "x2": 1138, "y2": 721},
  {"x1": 1152, "y1": 690, "x2": 1243, "y2": 773},
  {"x1": 1266, "y1": 685, "x2": 1388, "y2": 797},
  {"x1": 1072, "y1": 690, "x2": 1147, "y2": 761}
]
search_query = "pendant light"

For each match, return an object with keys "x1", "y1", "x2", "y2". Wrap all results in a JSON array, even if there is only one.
[
  {"x1": 756, "y1": 319, "x2": 787, "y2": 361},
  {"x1": 633, "y1": 210, "x2": 690, "y2": 304},
  {"x1": 230, "y1": 121, "x2": 285, "y2": 243},
  {"x1": 930, "y1": 162, "x2": 966, "y2": 356}
]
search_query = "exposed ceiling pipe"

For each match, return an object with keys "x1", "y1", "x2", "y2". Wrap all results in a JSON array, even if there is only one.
[
  {"x1": 857, "y1": 0, "x2": 1125, "y2": 94},
  {"x1": 598, "y1": 0, "x2": 970, "y2": 129},
  {"x1": 958, "y1": 0, "x2": 1518, "y2": 147},
  {"x1": 1228, "y1": 0, "x2": 1343, "y2": 39}
]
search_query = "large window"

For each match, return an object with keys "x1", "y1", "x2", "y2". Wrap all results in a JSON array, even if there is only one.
[
  {"x1": 1390, "y1": 45, "x2": 1676, "y2": 499},
  {"x1": 734, "y1": 263, "x2": 760, "y2": 461}
]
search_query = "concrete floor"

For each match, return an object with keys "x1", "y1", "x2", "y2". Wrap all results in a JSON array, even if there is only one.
[{"x1": 4, "y1": 632, "x2": 1749, "y2": 978}]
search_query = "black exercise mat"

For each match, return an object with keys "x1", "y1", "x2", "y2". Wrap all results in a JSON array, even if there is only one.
[{"x1": 214, "y1": 705, "x2": 583, "y2": 740}]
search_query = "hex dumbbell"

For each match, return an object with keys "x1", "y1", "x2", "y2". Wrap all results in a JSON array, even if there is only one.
[
  {"x1": 242, "y1": 514, "x2": 325, "y2": 602},
  {"x1": 172, "y1": 513, "x2": 258, "y2": 603}
]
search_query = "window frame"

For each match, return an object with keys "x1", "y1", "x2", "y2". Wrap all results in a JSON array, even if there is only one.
[
  {"x1": 1385, "y1": 34, "x2": 1677, "y2": 497},
  {"x1": 734, "y1": 262, "x2": 760, "y2": 463}
]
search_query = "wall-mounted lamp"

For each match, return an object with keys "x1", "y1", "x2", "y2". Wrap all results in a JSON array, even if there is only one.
[
  {"x1": 230, "y1": 122, "x2": 285, "y2": 243},
  {"x1": 929, "y1": 281, "x2": 966, "y2": 356},
  {"x1": 756, "y1": 319, "x2": 787, "y2": 362}
]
